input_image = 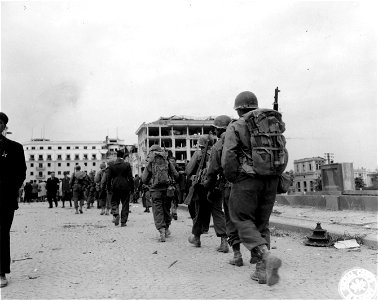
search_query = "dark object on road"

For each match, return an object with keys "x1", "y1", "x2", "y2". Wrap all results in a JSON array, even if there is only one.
[
  {"x1": 168, "y1": 260, "x2": 178, "y2": 268},
  {"x1": 305, "y1": 223, "x2": 332, "y2": 247}
]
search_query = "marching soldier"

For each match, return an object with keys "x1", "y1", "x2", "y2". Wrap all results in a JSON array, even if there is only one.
[
  {"x1": 142, "y1": 145, "x2": 178, "y2": 242},
  {"x1": 205, "y1": 115, "x2": 245, "y2": 257},
  {"x1": 186, "y1": 135, "x2": 213, "y2": 248},
  {"x1": 222, "y1": 91, "x2": 286, "y2": 286}
]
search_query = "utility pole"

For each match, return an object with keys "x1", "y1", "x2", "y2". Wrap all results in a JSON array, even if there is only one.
[{"x1": 324, "y1": 153, "x2": 334, "y2": 164}]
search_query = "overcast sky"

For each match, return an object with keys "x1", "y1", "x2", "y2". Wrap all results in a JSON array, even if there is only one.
[{"x1": 1, "y1": 0, "x2": 377, "y2": 170}]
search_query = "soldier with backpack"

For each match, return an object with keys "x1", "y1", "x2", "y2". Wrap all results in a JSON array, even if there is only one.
[
  {"x1": 185, "y1": 135, "x2": 213, "y2": 248},
  {"x1": 142, "y1": 145, "x2": 178, "y2": 242},
  {"x1": 107, "y1": 150, "x2": 134, "y2": 227},
  {"x1": 203, "y1": 115, "x2": 233, "y2": 256},
  {"x1": 222, "y1": 91, "x2": 288, "y2": 286},
  {"x1": 95, "y1": 162, "x2": 107, "y2": 215},
  {"x1": 70, "y1": 165, "x2": 89, "y2": 214}
]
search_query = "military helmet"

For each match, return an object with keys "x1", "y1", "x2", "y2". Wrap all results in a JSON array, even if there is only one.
[
  {"x1": 198, "y1": 135, "x2": 214, "y2": 147},
  {"x1": 233, "y1": 91, "x2": 258, "y2": 110},
  {"x1": 149, "y1": 144, "x2": 162, "y2": 152},
  {"x1": 213, "y1": 115, "x2": 232, "y2": 129}
]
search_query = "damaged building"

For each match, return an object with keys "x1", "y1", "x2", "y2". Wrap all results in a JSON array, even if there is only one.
[{"x1": 135, "y1": 115, "x2": 215, "y2": 173}]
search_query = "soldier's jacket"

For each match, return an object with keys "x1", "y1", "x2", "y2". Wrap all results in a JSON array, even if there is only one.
[
  {"x1": 0, "y1": 136, "x2": 26, "y2": 210},
  {"x1": 221, "y1": 117, "x2": 253, "y2": 183},
  {"x1": 205, "y1": 132, "x2": 229, "y2": 190},
  {"x1": 185, "y1": 149, "x2": 211, "y2": 178}
]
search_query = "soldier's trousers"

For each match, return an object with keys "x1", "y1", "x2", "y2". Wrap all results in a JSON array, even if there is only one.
[
  {"x1": 61, "y1": 190, "x2": 72, "y2": 207},
  {"x1": 98, "y1": 190, "x2": 109, "y2": 209},
  {"x1": 111, "y1": 189, "x2": 130, "y2": 224},
  {"x1": 47, "y1": 193, "x2": 58, "y2": 208},
  {"x1": 191, "y1": 186, "x2": 211, "y2": 236},
  {"x1": 229, "y1": 175, "x2": 279, "y2": 251},
  {"x1": 1, "y1": 208, "x2": 14, "y2": 274},
  {"x1": 222, "y1": 185, "x2": 241, "y2": 246},
  {"x1": 72, "y1": 189, "x2": 85, "y2": 209},
  {"x1": 151, "y1": 190, "x2": 172, "y2": 231},
  {"x1": 204, "y1": 188, "x2": 227, "y2": 237}
]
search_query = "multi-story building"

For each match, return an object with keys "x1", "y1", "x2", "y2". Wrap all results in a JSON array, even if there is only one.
[
  {"x1": 354, "y1": 167, "x2": 378, "y2": 188},
  {"x1": 293, "y1": 157, "x2": 326, "y2": 192},
  {"x1": 354, "y1": 167, "x2": 369, "y2": 185},
  {"x1": 22, "y1": 137, "x2": 126, "y2": 183},
  {"x1": 135, "y1": 115, "x2": 216, "y2": 173}
]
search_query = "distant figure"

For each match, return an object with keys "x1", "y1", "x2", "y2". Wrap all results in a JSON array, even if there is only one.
[
  {"x1": 133, "y1": 174, "x2": 141, "y2": 203},
  {"x1": 46, "y1": 172, "x2": 60, "y2": 208},
  {"x1": 61, "y1": 172, "x2": 72, "y2": 208},
  {"x1": 107, "y1": 150, "x2": 134, "y2": 227},
  {"x1": 23, "y1": 181, "x2": 33, "y2": 203},
  {"x1": 86, "y1": 170, "x2": 96, "y2": 209},
  {"x1": 0, "y1": 112, "x2": 27, "y2": 288},
  {"x1": 70, "y1": 165, "x2": 89, "y2": 214},
  {"x1": 31, "y1": 180, "x2": 39, "y2": 202},
  {"x1": 38, "y1": 180, "x2": 46, "y2": 202},
  {"x1": 95, "y1": 162, "x2": 107, "y2": 215}
]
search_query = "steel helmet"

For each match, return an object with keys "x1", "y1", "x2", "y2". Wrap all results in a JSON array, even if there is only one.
[
  {"x1": 149, "y1": 144, "x2": 162, "y2": 152},
  {"x1": 233, "y1": 91, "x2": 258, "y2": 110},
  {"x1": 198, "y1": 135, "x2": 214, "y2": 147},
  {"x1": 213, "y1": 115, "x2": 232, "y2": 129}
]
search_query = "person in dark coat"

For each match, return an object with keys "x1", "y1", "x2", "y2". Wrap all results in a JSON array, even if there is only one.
[
  {"x1": 46, "y1": 172, "x2": 60, "y2": 208},
  {"x1": 61, "y1": 172, "x2": 72, "y2": 208},
  {"x1": 107, "y1": 150, "x2": 134, "y2": 227},
  {"x1": 23, "y1": 181, "x2": 33, "y2": 203},
  {"x1": 0, "y1": 112, "x2": 26, "y2": 288}
]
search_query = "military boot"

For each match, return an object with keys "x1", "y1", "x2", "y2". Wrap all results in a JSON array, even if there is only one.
[
  {"x1": 165, "y1": 227, "x2": 171, "y2": 238},
  {"x1": 229, "y1": 244, "x2": 243, "y2": 266},
  {"x1": 188, "y1": 235, "x2": 201, "y2": 247},
  {"x1": 159, "y1": 228, "x2": 166, "y2": 242},
  {"x1": 105, "y1": 208, "x2": 110, "y2": 215},
  {"x1": 217, "y1": 237, "x2": 229, "y2": 253},
  {"x1": 251, "y1": 244, "x2": 282, "y2": 286},
  {"x1": 100, "y1": 208, "x2": 105, "y2": 215},
  {"x1": 251, "y1": 261, "x2": 267, "y2": 284}
]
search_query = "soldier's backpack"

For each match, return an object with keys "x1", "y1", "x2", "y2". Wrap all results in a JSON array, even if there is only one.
[
  {"x1": 241, "y1": 108, "x2": 288, "y2": 176},
  {"x1": 72, "y1": 171, "x2": 89, "y2": 191},
  {"x1": 150, "y1": 151, "x2": 170, "y2": 186}
]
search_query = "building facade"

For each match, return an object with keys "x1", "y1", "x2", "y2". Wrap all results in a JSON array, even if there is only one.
[
  {"x1": 135, "y1": 115, "x2": 215, "y2": 173},
  {"x1": 293, "y1": 157, "x2": 326, "y2": 193},
  {"x1": 22, "y1": 137, "x2": 126, "y2": 183},
  {"x1": 354, "y1": 167, "x2": 378, "y2": 188}
]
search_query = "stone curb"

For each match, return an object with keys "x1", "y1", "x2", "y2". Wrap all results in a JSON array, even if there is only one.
[
  {"x1": 270, "y1": 219, "x2": 378, "y2": 250},
  {"x1": 178, "y1": 204, "x2": 378, "y2": 250}
]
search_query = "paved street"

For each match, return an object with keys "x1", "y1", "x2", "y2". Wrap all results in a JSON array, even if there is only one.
[{"x1": 2, "y1": 201, "x2": 377, "y2": 299}]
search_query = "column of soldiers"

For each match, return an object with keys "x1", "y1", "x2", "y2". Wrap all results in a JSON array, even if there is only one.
[
  {"x1": 183, "y1": 90, "x2": 286, "y2": 286},
  {"x1": 1, "y1": 90, "x2": 286, "y2": 288}
]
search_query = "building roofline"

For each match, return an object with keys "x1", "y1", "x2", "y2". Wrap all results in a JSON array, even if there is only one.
[
  {"x1": 135, "y1": 116, "x2": 216, "y2": 135},
  {"x1": 294, "y1": 157, "x2": 326, "y2": 163}
]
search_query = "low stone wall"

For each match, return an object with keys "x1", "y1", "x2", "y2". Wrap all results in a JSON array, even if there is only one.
[
  {"x1": 344, "y1": 190, "x2": 378, "y2": 196},
  {"x1": 339, "y1": 195, "x2": 378, "y2": 211},
  {"x1": 276, "y1": 194, "x2": 378, "y2": 211}
]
